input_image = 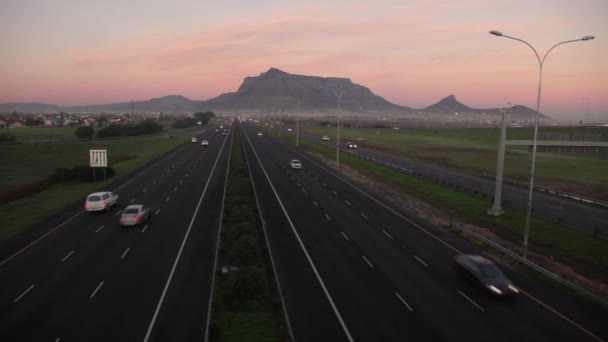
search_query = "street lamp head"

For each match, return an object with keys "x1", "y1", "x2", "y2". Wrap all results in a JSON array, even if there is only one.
[
  {"x1": 489, "y1": 30, "x2": 503, "y2": 37},
  {"x1": 581, "y1": 35, "x2": 595, "y2": 41}
]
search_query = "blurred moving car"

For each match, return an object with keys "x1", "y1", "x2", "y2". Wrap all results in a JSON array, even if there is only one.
[
  {"x1": 85, "y1": 191, "x2": 119, "y2": 212},
  {"x1": 346, "y1": 141, "x2": 358, "y2": 149},
  {"x1": 120, "y1": 205, "x2": 151, "y2": 227},
  {"x1": 454, "y1": 254, "x2": 519, "y2": 296},
  {"x1": 290, "y1": 159, "x2": 302, "y2": 169},
  {"x1": 322, "y1": 136, "x2": 330, "y2": 141},
  {"x1": 287, "y1": 128, "x2": 293, "y2": 132},
  {"x1": 191, "y1": 137, "x2": 197, "y2": 143},
  {"x1": 201, "y1": 140, "x2": 209, "y2": 146}
]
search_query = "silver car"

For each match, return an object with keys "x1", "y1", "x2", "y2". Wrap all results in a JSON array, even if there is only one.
[
  {"x1": 290, "y1": 159, "x2": 302, "y2": 169},
  {"x1": 120, "y1": 205, "x2": 151, "y2": 227}
]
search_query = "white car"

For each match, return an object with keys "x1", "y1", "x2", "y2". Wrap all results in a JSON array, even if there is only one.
[
  {"x1": 322, "y1": 136, "x2": 330, "y2": 141},
  {"x1": 287, "y1": 128, "x2": 293, "y2": 132},
  {"x1": 201, "y1": 140, "x2": 209, "y2": 146},
  {"x1": 120, "y1": 204, "x2": 151, "y2": 227},
  {"x1": 191, "y1": 137, "x2": 197, "y2": 143},
  {"x1": 85, "y1": 191, "x2": 119, "y2": 212},
  {"x1": 257, "y1": 132, "x2": 263, "y2": 136},
  {"x1": 290, "y1": 159, "x2": 302, "y2": 169}
]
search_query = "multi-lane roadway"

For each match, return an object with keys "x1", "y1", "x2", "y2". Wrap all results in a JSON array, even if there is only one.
[
  {"x1": 0, "y1": 127, "x2": 231, "y2": 341},
  {"x1": 0, "y1": 121, "x2": 606, "y2": 341}
]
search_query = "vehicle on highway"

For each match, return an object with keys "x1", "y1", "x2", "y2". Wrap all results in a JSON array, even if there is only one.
[
  {"x1": 201, "y1": 140, "x2": 209, "y2": 146},
  {"x1": 85, "y1": 191, "x2": 119, "y2": 212},
  {"x1": 191, "y1": 137, "x2": 197, "y2": 143},
  {"x1": 257, "y1": 132, "x2": 263, "y2": 136},
  {"x1": 221, "y1": 131, "x2": 228, "y2": 136},
  {"x1": 346, "y1": 141, "x2": 358, "y2": 149},
  {"x1": 287, "y1": 128, "x2": 293, "y2": 132},
  {"x1": 322, "y1": 135, "x2": 330, "y2": 141},
  {"x1": 290, "y1": 159, "x2": 302, "y2": 169},
  {"x1": 215, "y1": 129, "x2": 219, "y2": 132},
  {"x1": 454, "y1": 254, "x2": 519, "y2": 296},
  {"x1": 120, "y1": 204, "x2": 151, "y2": 227}
]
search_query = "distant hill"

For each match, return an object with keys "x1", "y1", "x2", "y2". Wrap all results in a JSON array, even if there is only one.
[
  {"x1": 0, "y1": 102, "x2": 60, "y2": 113},
  {"x1": 422, "y1": 94, "x2": 546, "y2": 119},
  {"x1": 0, "y1": 68, "x2": 545, "y2": 119}
]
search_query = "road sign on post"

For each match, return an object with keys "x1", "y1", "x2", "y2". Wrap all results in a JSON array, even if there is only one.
[{"x1": 89, "y1": 149, "x2": 107, "y2": 167}]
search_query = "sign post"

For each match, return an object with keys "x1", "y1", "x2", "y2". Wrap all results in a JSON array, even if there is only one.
[{"x1": 89, "y1": 149, "x2": 108, "y2": 183}]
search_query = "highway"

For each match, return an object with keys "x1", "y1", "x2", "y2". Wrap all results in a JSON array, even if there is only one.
[
  {"x1": 0, "y1": 120, "x2": 606, "y2": 341},
  {"x1": 0, "y1": 126, "x2": 231, "y2": 341},
  {"x1": 241, "y1": 122, "x2": 607, "y2": 341},
  {"x1": 293, "y1": 128, "x2": 608, "y2": 238}
]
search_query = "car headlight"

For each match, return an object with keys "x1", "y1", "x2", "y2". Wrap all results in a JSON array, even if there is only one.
[
  {"x1": 508, "y1": 285, "x2": 519, "y2": 293},
  {"x1": 488, "y1": 285, "x2": 503, "y2": 295}
]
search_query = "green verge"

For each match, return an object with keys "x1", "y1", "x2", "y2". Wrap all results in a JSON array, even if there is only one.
[
  {"x1": 0, "y1": 134, "x2": 191, "y2": 243},
  {"x1": 294, "y1": 125, "x2": 608, "y2": 199},
  {"x1": 210, "y1": 128, "x2": 287, "y2": 342},
  {"x1": 272, "y1": 127, "x2": 608, "y2": 280}
]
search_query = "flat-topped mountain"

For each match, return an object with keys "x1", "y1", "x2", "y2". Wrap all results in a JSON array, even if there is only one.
[{"x1": 205, "y1": 68, "x2": 409, "y2": 112}]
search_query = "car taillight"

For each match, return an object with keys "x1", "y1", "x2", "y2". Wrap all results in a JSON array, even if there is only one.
[
  {"x1": 85, "y1": 203, "x2": 88, "y2": 208},
  {"x1": 133, "y1": 215, "x2": 140, "y2": 220},
  {"x1": 101, "y1": 202, "x2": 106, "y2": 208},
  {"x1": 120, "y1": 216, "x2": 125, "y2": 220}
]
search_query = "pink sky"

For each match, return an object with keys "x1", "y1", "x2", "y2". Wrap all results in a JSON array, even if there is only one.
[{"x1": 1, "y1": 0, "x2": 606, "y2": 120}]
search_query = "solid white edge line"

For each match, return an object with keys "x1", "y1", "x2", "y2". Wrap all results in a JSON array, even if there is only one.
[
  {"x1": 203, "y1": 129, "x2": 233, "y2": 342},
  {"x1": 90, "y1": 281, "x2": 104, "y2": 299},
  {"x1": 242, "y1": 127, "x2": 354, "y2": 342},
  {"x1": 457, "y1": 290, "x2": 484, "y2": 312},
  {"x1": 61, "y1": 250, "x2": 75, "y2": 262},
  {"x1": 414, "y1": 255, "x2": 429, "y2": 267},
  {"x1": 341, "y1": 232, "x2": 350, "y2": 241},
  {"x1": 121, "y1": 248, "x2": 130, "y2": 259},
  {"x1": 144, "y1": 129, "x2": 230, "y2": 342},
  {"x1": 96, "y1": 225, "x2": 104, "y2": 233},
  {"x1": 395, "y1": 293, "x2": 414, "y2": 312},
  {"x1": 14, "y1": 284, "x2": 35, "y2": 302},
  {"x1": 362, "y1": 256, "x2": 374, "y2": 268},
  {"x1": 382, "y1": 230, "x2": 394, "y2": 240}
]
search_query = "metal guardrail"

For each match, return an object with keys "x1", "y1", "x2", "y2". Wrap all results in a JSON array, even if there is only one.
[{"x1": 454, "y1": 222, "x2": 608, "y2": 309}]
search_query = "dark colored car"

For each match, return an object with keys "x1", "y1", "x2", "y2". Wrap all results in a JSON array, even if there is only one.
[{"x1": 454, "y1": 254, "x2": 519, "y2": 296}]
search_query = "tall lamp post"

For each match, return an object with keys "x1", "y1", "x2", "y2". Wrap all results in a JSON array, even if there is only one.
[
  {"x1": 321, "y1": 85, "x2": 359, "y2": 166},
  {"x1": 489, "y1": 30, "x2": 595, "y2": 258}
]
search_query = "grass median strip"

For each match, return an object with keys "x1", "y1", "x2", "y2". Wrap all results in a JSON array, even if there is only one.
[{"x1": 209, "y1": 128, "x2": 287, "y2": 342}]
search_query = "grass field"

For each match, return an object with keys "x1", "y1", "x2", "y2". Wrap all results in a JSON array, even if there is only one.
[
  {"x1": 0, "y1": 134, "x2": 189, "y2": 242},
  {"x1": 0, "y1": 133, "x2": 195, "y2": 193},
  {"x1": 293, "y1": 124, "x2": 608, "y2": 199}
]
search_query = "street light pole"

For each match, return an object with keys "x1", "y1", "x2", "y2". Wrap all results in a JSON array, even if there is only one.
[
  {"x1": 321, "y1": 85, "x2": 359, "y2": 167},
  {"x1": 489, "y1": 30, "x2": 595, "y2": 258}
]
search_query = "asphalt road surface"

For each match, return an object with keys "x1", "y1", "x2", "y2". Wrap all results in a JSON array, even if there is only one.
[
  {"x1": 293, "y1": 128, "x2": 608, "y2": 238},
  {"x1": 242, "y1": 122, "x2": 607, "y2": 341},
  {"x1": 0, "y1": 126, "x2": 231, "y2": 341}
]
